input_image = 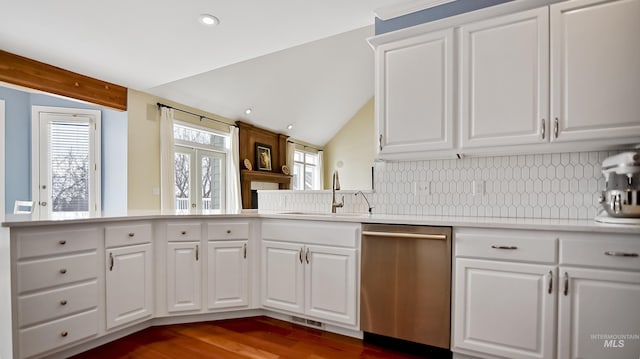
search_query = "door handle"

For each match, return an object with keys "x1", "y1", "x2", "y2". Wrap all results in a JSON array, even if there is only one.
[
  {"x1": 109, "y1": 252, "x2": 114, "y2": 271},
  {"x1": 548, "y1": 270, "x2": 553, "y2": 294},
  {"x1": 299, "y1": 248, "x2": 303, "y2": 264},
  {"x1": 243, "y1": 243, "x2": 247, "y2": 259},
  {"x1": 195, "y1": 245, "x2": 199, "y2": 261},
  {"x1": 305, "y1": 248, "x2": 310, "y2": 264},
  {"x1": 563, "y1": 272, "x2": 569, "y2": 296}
]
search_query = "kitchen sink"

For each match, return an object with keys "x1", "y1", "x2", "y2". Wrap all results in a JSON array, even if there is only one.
[{"x1": 280, "y1": 211, "x2": 370, "y2": 218}]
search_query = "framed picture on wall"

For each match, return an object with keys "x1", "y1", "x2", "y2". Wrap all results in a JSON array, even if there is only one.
[{"x1": 255, "y1": 143, "x2": 272, "y2": 171}]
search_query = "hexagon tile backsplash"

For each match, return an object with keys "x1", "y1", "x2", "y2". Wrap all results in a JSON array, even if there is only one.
[{"x1": 258, "y1": 150, "x2": 620, "y2": 220}]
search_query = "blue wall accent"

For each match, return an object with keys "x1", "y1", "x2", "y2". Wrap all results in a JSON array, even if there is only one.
[
  {"x1": 1, "y1": 86, "x2": 128, "y2": 214},
  {"x1": 375, "y1": 0, "x2": 513, "y2": 34},
  {"x1": 0, "y1": 87, "x2": 31, "y2": 214}
]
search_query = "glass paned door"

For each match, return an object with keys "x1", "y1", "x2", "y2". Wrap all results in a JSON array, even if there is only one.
[
  {"x1": 199, "y1": 150, "x2": 225, "y2": 212},
  {"x1": 174, "y1": 150, "x2": 193, "y2": 211}
]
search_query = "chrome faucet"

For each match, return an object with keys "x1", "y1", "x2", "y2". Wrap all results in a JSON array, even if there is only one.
[
  {"x1": 355, "y1": 191, "x2": 373, "y2": 214},
  {"x1": 331, "y1": 170, "x2": 344, "y2": 213}
]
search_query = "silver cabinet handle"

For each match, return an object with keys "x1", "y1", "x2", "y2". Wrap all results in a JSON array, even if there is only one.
[
  {"x1": 128, "y1": 233, "x2": 135, "y2": 237},
  {"x1": 563, "y1": 272, "x2": 569, "y2": 296},
  {"x1": 305, "y1": 248, "x2": 310, "y2": 264},
  {"x1": 548, "y1": 271, "x2": 553, "y2": 294},
  {"x1": 40, "y1": 201, "x2": 47, "y2": 207},
  {"x1": 491, "y1": 245, "x2": 518, "y2": 250},
  {"x1": 109, "y1": 252, "x2": 114, "y2": 271},
  {"x1": 195, "y1": 245, "x2": 199, "y2": 261},
  {"x1": 299, "y1": 248, "x2": 303, "y2": 264},
  {"x1": 379, "y1": 134, "x2": 383, "y2": 151},
  {"x1": 541, "y1": 119, "x2": 546, "y2": 140},
  {"x1": 243, "y1": 243, "x2": 247, "y2": 259},
  {"x1": 362, "y1": 231, "x2": 446, "y2": 240},
  {"x1": 554, "y1": 117, "x2": 559, "y2": 139},
  {"x1": 604, "y1": 251, "x2": 638, "y2": 257}
]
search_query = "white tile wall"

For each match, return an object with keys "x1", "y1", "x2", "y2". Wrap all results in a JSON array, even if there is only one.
[{"x1": 259, "y1": 150, "x2": 621, "y2": 220}]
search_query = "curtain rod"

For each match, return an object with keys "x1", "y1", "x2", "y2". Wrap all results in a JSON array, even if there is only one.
[
  {"x1": 157, "y1": 102, "x2": 238, "y2": 128},
  {"x1": 287, "y1": 140, "x2": 322, "y2": 152}
]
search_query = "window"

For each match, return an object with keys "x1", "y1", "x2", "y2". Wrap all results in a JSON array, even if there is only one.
[
  {"x1": 173, "y1": 122, "x2": 228, "y2": 212},
  {"x1": 32, "y1": 106, "x2": 101, "y2": 219},
  {"x1": 292, "y1": 150, "x2": 321, "y2": 190}
]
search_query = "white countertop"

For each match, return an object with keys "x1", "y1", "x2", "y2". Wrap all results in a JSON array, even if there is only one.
[{"x1": 3, "y1": 210, "x2": 640, "y2": 234}]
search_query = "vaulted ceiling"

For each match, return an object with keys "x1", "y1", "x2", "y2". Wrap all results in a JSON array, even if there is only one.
[{"x1": 0, "y1": 0, "x2": 404, "y2": 145}]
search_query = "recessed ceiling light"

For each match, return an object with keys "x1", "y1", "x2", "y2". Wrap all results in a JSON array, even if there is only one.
[
  {"x1": 199, "y1": 14, "x2": 220, "y2": 26},
  {"x1": 244, "y1": 108, "x2": 252, "y2": 115},
  {"x1": 287, "y1": 124, "x2": 293, "y2": 130}
]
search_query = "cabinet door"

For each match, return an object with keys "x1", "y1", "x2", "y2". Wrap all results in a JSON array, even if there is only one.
[
  {"x1": 304, "y1": 245, "x2": 357, "y2": 326},
  {"x1": 167, "y1": 241, "x2": 201, "y2": 313},
  {"x1": 106, "y1": 244, "x2": 153, "y2": 329},
  {"x1": 375, "y1": 28, "x2": 455, "y2": 156},
  {"x1": 460, "y1": 7, "x2": 549, "y2": 149},
  {"x1": 550, "y1": 0, "x2": 640, "y2": 143},
  {"x1": 558, "y1": 267, "x2": 640, "y2": 359},
  {"x1": 261, "y1": 240, "x2": 304, "y2": 314},
  {"x1": 453, "y1": 258, "x2": 556, "y2": 359},
  {"x1": 207, "y1": 240, "x2": 249, "y2": 309}
]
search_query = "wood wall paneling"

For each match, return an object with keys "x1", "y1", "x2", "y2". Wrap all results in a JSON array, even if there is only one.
[
  {"x1": 0, "y1": 50, "x2": 127, "y2": 111},
  {"x1": 237, "y1": 121, "x2": 291, "y2": 208}
]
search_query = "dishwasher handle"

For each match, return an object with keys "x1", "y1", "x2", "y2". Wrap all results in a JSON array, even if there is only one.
[{"x1": 362, "y1": 231, "x2": 447, "y2": 240}]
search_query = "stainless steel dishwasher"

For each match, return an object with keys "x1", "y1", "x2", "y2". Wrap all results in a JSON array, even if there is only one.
[{"x1": 361, "y1": 224, "x2": 452, "y2": 350}]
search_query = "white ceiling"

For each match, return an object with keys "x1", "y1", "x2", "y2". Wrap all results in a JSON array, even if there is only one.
[{"x1": 0, "y1": 0, "x2": 404, "y2": 146}]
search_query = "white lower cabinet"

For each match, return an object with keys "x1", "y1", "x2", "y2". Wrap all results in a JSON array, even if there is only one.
[
  {"x1": 104, "y1": 222, "x2": 154, "y2": 330},
  {"x1": 105, "y1": 243, "x2": 153, "y2": 330},
  {"x1": 453, "y1": 229, "x2": 640, "y2": 359},
  {"x1": 207, "y1": 240, "x2": 249, "y2": 309},
  {"x1": 261, "y1": 220, "x2": 360, "y2": 328},
  {"x1": 454, "y1": 258, "x2": 556, "y2": 359},
  {"x1": 262, "y1": 240, "x2": 305, "y2": 313},
  {"x1": 557, "y1": 233, "x2": 640, "y2": 359},
  {"x1": 558, "y1": 267, "x2": 640, "y2": 359},
  {"x1": 166, "y1": 241, "x2": 202, "y2": 313},
  {"x1": 12, "y1": 226, "x2": 100, "y2": 358}
]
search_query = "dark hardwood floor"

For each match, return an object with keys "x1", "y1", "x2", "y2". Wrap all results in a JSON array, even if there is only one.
[{"x1": 70, "y1": 316, "x2": 434, "y2": 358}]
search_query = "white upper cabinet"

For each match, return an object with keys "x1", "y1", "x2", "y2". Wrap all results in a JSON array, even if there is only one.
[
  {"x1": 373, "y1": 28, "x2": 455, "y2": 158},
  {"x1": 550, "y1": 0, "x2": 640, "y2": 143},
  {"x1": 460, "y1": 7, "x2": 549, "y2": 149}
]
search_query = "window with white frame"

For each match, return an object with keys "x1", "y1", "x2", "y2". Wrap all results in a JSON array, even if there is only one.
[
  {"x1": 173, "y1": 122, "x2": 228, "y2": 212},
  {"x1": 292, "y1": 150, "x2": 320, "y2": 190},
  {"x1": 32, "y1": 106, "x2": 101, "y2": 219}
]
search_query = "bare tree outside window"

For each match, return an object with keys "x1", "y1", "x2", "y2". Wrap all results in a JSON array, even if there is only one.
[{"x1": 175, "y1": 153, "x2": 190, "y2": 210}]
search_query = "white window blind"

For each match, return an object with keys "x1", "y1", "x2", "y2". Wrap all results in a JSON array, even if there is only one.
[{"x1": 49, "y1": 121, "x2": 91, "y2": 212}]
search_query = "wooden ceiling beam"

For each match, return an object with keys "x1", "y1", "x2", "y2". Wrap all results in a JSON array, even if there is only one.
[{"x1": 0, "y1": 50, "x2": 127, "y2": 111}]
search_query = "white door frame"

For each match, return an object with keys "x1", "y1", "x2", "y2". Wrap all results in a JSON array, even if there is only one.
[{"x1": 31, "y1": 105, "x2": 102, "y2": 219}]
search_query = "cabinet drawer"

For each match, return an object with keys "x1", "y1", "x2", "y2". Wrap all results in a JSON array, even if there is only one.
[
  {"x1": 208, "y1": 222, "x2": 249, "y2": 240},
  {"x1": 166, "y1": 222, "x2": 202, "y2": 241},
  {"x1": 105, "y1": 222, "x2": 152, "y2": 248},
  {"x1": 455, "y1": 229, "x2": 557, "y2": 264},
  {"x1": 262, "y1": 220, "x2": 359, "y2": 247},
  {"x1": 19, "y1": 309, "x2": 98, "y2": 358},
  {"x1": 18, "y1": 281, "x2": 98, "y2": 328},
  {"x1": 15, "y1": 227, "x2": 99, "y2": 260},
  {"x1": 560, "y1": 234, "x2": 640, "y2": 271},
  {"x1": 17, "y1": 252, "x2": 98, "y2": 293}
]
